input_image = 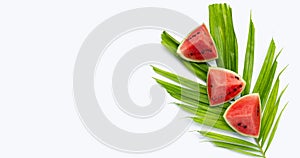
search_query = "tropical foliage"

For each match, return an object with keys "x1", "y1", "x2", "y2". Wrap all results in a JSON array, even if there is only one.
[{"x1": 153, "y1": 3, "x2": 288, "y2": 158}]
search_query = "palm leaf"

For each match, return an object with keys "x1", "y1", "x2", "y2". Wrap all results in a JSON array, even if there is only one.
[
  {"x1": 177, "y1": 103, "x2": 222, "y2": 119},
  {"x1": 252, "y1": 40, "x2": 276, "y2": 94},
  {"x1": 152, "y1": 66, "x2": 207, "y2": 92},
  {"x1": 193, "y1": 117, "x2": 233, "y2": 132},
  {"x1": 209, "y1": 3, "x2": 238, "y2": 72},
  {"x1": 199, "y1": 131, "x2": 258, "y2": 148},
  {"x1": 224, "y1": 148, "x2": 263, "y2": 157},
  {"x1": 152, "y1": 63, "x2": 287, "y2": 158},
  {"x1": 259, "y1": 67, "x2": 287, "y2": 143},
  {"x1": 264, "y1": 103, "x2": 288, "y2": 152},
  {"x1": 152, "y1": 3, "x2": 288, "y2": 158},
  {"x1": 242, "y1": 15, "x2": 255, "y2": 96},
  {"x1": 199, "y1": 131, "x2": 263, "y2": 157},
  {"x1": 259, "y1": 50, "x2": 283, "y2": 108},
  {"x1": 259, "y1": 76, "x2": 280, "y2": 142},
  {"x1": 260, "y1": 60, "x2": 278, "y2": 109},
  {"x1": 153, "y1": 78, "x2": 209, "y2": 104},
  {"x1": 210, "y1": 141, "x2": 261, "y2": 153}
]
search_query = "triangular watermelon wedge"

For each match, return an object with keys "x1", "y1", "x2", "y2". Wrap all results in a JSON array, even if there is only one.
[
  {"x1": 224, "y1": 93, "x2": 261, "y2": 138},
  {"x1": 177, "y1": 23, "x2": 218, "y2": 62},
  {"x1": 207, "y1": 67, "x2": 246, "y2": 106}
]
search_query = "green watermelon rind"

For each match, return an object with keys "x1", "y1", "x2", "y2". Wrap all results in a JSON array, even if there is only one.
[
  {"x1": 176, "y1": 23, "x2": 218, "y2": 63},
  {"x1": 223, "y1": 93, "x2": 261, "y2": 138},
  {"x1": 207, "y1": 67, "x2": 246, "y2": 106}
]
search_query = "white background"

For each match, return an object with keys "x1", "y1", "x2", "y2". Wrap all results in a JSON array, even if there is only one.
[{"x1": 0, "y1": 0, "x2": 299, "y2": 157}]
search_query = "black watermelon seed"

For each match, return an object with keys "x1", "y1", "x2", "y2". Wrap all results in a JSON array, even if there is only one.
[
  {"x1": 243, "y1": 125, "x2": 247, "y2": 129},
  {"x1": 237, "y1": 123, "x2": 242, "y2": 126},
  {"x1": 234, "y1": 76, "x2": 240, "y2": 80},
  {"x1": 200, "y1": 49, "x2": 212, "y2": 54},
  {"x1": 233, "y1": 88, "x2": 237, "y2": 92}
]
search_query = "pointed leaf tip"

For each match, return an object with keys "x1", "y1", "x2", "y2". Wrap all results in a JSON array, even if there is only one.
[
  {"x1": 278, "y1": 65, "x2": 288, "y2": 77},
  {"x1": 274, "y1": 48, "x2": 283, "y2": 61}
]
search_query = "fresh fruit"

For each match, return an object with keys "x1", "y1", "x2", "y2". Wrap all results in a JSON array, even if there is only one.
[
  {"x1": 223, "y1": 93, "x2": 261, "y2": 138},
  {"x1": 207, "y1": 67, "x2": 246, "y2": 106},
  {"x1": 177, "y1": 23, "x2": 218, "y2": 62}
]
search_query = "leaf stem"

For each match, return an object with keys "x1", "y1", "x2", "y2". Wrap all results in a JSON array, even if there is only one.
[{"x1": 255, "y1": 138, "x2": 266, "y2": 158}]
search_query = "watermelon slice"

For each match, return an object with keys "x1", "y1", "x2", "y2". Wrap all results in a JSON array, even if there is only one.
[
  {"x1": 177, "y1": 23, "x2": 218, "y2": 62},
  {"x1": 207, "y1": 67, "x2": 246, "y2": 106},
  {"x1": 224, "y1": 94, "x2": 261, "y2": 138}
]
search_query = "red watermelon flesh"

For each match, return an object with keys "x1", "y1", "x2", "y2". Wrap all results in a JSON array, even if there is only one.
[
  {"x1": 207, "y1": 67, "x2": 246, "y2": 106},
  {"x1": 224, "y1": 94, "x2": 261, "y2": 138},
  {"x1": 177, "y1": 23, "x2": 218, "y2": 62}
]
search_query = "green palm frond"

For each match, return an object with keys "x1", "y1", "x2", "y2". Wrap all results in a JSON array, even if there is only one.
[
  {"x1": 152, "y1": 65, "x2": 206, "y2": 92},
  {"x1": 209, "y1": 3, "x2": 238, "y2": 72},
  {"x1": 153, "y1": 64, "x2": 287, "y2": 157},
  {"x1": 153, "y1": 3, "x2": 288, "y2": 158},
  {"x1": 199, "y1": 131, "x2": 263, "y2": 157},
  {"x1": 242, "y1": 14, "x2": 255, "y2": 96}
]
